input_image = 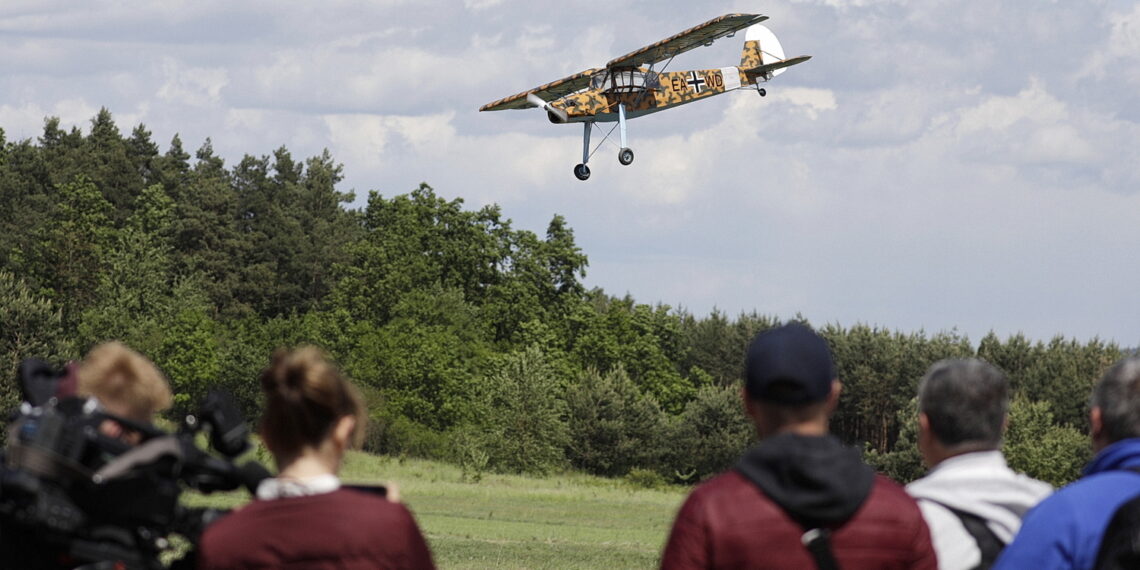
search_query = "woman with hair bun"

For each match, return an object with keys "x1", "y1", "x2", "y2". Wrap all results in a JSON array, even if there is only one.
[{"x1": 198, "y1": 347, "x2": 435, "y2": 569}]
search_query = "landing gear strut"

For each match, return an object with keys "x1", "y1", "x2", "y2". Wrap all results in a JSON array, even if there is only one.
[{"x1": 570, "y1": 104, "x2": 636, "y2": 179}]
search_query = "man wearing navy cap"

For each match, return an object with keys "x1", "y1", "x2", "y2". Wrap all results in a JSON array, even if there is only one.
[{"x1": 660, "y1": 322, "x2": 936, "y2": 569}]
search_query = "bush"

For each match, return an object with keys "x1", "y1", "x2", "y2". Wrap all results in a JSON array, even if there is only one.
[
  {"x1": 564, "y1": 366, "x2": 668, "y2": 477},
  {"x1": 366, "y1": 410, "x2": 450, "y2": 460},
  {"x1": 468, "y1": 346, "x2": 569, "y2": 475},
  {"x1": 662, "y1": 385, "x2": 753, "y2": 482},
  {"x1": 624, "y1": 468, "x2": 667, "y2": 490}
]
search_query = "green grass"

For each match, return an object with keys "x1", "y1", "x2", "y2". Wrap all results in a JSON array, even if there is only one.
[{"x1": 188, "y1": 451, "x2": 687, "y2": 569}]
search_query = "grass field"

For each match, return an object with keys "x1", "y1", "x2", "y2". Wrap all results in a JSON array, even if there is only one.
[{"x1": 190, "y1": 451, "x2": 688, "y2": 569}]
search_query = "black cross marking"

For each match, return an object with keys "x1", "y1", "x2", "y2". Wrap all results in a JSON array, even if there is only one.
[{"x1": 686, "y1": 71, "x2": 706, "y2": 93}]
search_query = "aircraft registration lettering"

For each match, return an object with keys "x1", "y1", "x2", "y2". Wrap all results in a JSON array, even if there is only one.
[{"x1": 672, "y1": 71, "x2": 724, "y2": 94}]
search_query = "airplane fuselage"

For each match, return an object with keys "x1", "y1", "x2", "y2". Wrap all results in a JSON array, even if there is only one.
[{"x1": 549, "y1": 66, "x2": 757, "y2": 123}]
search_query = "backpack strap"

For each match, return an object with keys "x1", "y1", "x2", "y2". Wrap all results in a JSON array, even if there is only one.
[
  {"x1": 925, "y1": 501, "x2": 1004, "y2": 570},
  {"x1": 801, "y1": 528, "x2": 841, "y2": 570}
]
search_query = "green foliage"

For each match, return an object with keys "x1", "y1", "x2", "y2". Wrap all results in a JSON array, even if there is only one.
[
  {"x1": 152, "y1": 307, "x2": 222, "y2": 413},
  {"x1": 624, "y1": 467, "x2": 668, "y2": 490},
  {"x1": 0, "y1": 271, "x2": 74, "y2": 419},
  {"x1": 663, "y1": 385, "x2": 753, "y2": 481},
  {"x1": 1004, "y1": 397, "x2": 1090, "y2": 487},
  {"x1": 366, "y1": 409, "x2": 450, "y2": 460},
  {"x1": 863, "y1": 397, "x2": 925, "y2": 483},
  {"x1": 468, "y1": 346, "x2": 570, "y2": 475},
  {"x1": 564, "y1": 367, "x2": 668, "y2": 477},
  {"x1": 568, "y1": 295, "x2": 692, "y2": 412},
  {"x1": 825, "y1": 323, "x2": 973, "y2": 453},
  {"x1": 0, "y1": 109, "x2": 1121, "y2": 491}
]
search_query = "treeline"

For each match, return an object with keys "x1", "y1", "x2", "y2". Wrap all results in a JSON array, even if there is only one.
[{"x1": 0, "y1": 110, "x2": 1123, "y2": 486}]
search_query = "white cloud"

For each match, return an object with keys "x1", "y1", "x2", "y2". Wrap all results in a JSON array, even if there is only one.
[
  {"x1": 157, "y1": 58, "x2": 228, "y2": 107},
  {"x1": 3, "y1": 0, "x2": 1140, "y2": 345}
]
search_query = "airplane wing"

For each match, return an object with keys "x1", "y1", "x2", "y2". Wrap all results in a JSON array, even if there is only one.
[
  {"x1": 479, "y1": 68, "x2": 601, "y2": 112},
  {"x1": 742, "y1": 55, "x2": 812, "y2": 77},
  {"x1": 605, "y1": 13, "x2": 768, "y2": 69}
]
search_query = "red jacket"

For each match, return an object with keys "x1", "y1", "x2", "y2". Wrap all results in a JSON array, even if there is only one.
[
  {"x1": 661, "y1": 435, "x2": 936, "y2": 570},
  {"x1": 198, "y1": 488, "x2": 434, "y2": 570}
]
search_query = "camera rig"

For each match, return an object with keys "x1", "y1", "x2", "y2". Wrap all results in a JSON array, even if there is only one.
[{"x1": 0, "y1": 359, "x2": 268, "y2": 569}]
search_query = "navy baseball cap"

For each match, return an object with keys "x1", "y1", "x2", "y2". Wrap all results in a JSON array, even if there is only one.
[{"x1": 744, "y1": 323, "x2": 836, "y2": 404}]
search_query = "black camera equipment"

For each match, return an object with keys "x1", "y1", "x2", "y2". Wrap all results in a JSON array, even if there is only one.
[{"x1": 0, "y1": 359, "x2": 269, "y2": 569}]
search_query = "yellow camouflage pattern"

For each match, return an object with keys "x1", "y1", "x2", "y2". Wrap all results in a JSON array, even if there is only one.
[
  {"x1": 479, "y1": 14, "x2": 809, "y2": 124},
  {"x1": 546, "y1": 67, "x2": 736, "y2": 121},
  {"x1": 739, "y1": 40, "x2": 762, "y2": 79}
]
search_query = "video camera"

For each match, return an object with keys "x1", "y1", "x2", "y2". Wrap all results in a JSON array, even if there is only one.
[{"x1": 0, "y1": 359, "x2": 269, "y2": 569}]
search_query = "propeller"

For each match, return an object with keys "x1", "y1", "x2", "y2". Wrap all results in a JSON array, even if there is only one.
[{"x1": 526, "y1": 93, "x2": 569, "y2": 123}]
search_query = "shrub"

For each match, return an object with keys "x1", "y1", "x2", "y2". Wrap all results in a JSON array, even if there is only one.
[
  {"x1": 624, "y1": 468, "x2": 667, "y2": 490},
  {"x1": 469, "y1": 346, "x2": 569, "y2": 475},
  {"x1": 564, "y1": 366, "x2": 668, "y2": 477},
  {"x1": 663, "y1": 385, "x2": 753, "y2": 482}
]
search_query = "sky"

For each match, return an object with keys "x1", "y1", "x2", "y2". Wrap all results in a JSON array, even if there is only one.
[{"x1": 2, "y1": 0, "x2": 1139, "y2": 346}]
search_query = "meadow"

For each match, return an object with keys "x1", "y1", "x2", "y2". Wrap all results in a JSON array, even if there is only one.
[{"x1": 190, "y1": 451, "x2": 688, "y2": 569}]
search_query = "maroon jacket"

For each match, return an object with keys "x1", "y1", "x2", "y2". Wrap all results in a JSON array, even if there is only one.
[
  {"x1": 198, "y1": 488, "x2": 435, "y2": 570},
  {"x1": 661, "y1": 434, "x2": 936, "y2": 570}
]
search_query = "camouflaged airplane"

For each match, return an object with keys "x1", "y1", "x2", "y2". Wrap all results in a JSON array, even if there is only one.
[{"x1": 479, "y1": 13, "x2": 810, "y2": 180}]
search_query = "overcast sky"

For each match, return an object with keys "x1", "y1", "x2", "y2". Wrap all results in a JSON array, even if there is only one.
[{"x1": 3, "y1": 0, "x2": 1139, "y2": 346}]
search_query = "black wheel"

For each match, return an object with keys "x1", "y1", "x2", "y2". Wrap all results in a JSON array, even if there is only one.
[
  {"x1": 758, "y1": 88, "x2": 767, "y2": 97},
  {"x1": 574, "y1": 163, "x2": 591, "y2": 181},
  {"x1": 618, "y1": 148, "x2": 634, "y2": 166}
]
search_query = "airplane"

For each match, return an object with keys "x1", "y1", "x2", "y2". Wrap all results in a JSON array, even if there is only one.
[{"x1": 479, "y1": 13, "x2": 810, "y2": 181}]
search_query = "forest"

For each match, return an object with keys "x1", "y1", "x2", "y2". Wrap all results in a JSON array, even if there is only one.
[{"x1": 0, "y1": 109, "x2": 1124, "y2": 488}]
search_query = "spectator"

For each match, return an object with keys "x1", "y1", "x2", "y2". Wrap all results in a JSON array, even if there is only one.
[
  {"x1": 906, "y1": 358, "x2": 1051, "y2": 569},
  {"x1": 198, "y1": 346, "x2": 434, "y2": 569},
  {"x1": 76, "y1": 341, "x2": 173, "y2": 443},
  {"x1": 0, "y1": 342, "x2": 173, "y2": 569},
  {"x1": 660, "y1": 323, "x2": 936, "y2": 569},
  {"x1": 994, "y1": 356, "x2": 1140, "y2": 569}
]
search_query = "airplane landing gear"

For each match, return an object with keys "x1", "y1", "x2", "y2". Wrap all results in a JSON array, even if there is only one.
[
  {"x1": 618, "y1": 148, "x2": 634, "y2": 166},
  {"x1": 574, "y1": 163, "x2": 591, "y2": 181},
  {"x1": 758, "y1": 88, "x2": 767, "y2": 97}
]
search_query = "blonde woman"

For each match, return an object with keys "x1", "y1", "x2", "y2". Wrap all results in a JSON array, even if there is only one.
[{"x1": 198, "y1": 347, "x2": 434, "y2": 569}]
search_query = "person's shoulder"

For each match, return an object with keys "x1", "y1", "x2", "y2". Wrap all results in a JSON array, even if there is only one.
[
  {"x1": 334, "y1": 487, "x2": 408, "y2": 509},
  {"x1": 684, "y1": 470, "x2": 756, "y2": 501},
  {"x1": 870, "y1": 473, "x2": 911, "y2": 495},
  {"x1": 864, "y1": 474, "x2": 925, "y2": 517}
]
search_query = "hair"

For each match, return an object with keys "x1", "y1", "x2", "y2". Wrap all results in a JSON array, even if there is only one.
[
  {"x1": 259, "y1": 346, "x2": 366, "y2": 459},
  {"x1": 917, "y1": 358, "x2": 1008, "y2": 449},
  {"x1": 1091, "y1": 356, "x2": 1140, "y2": 444},
  {"x1": 76, "y1": 341, "x2": 172, "y2": 423}
]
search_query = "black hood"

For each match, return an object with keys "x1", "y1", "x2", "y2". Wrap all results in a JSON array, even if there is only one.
[{"x1": 735, "y1": 433, "x2": 875, "y2": 529}]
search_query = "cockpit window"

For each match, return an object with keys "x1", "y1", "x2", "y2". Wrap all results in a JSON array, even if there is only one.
[{"x1": 592, "y1": 68, "x2": 657, "y2": 92}]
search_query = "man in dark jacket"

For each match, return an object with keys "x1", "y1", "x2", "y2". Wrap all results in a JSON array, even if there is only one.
[{"x1": 660, "y1": 323, "x2": 936, "y2": 569}]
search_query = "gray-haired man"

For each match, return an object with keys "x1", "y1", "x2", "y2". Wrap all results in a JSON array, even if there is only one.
[{"x1": 906, "y1": 358, "x2": 1052, "y2": 569}]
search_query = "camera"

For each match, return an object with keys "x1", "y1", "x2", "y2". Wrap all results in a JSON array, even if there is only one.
[{"x1": 0, "y1": 359, "x2": 268, "y2": 569}]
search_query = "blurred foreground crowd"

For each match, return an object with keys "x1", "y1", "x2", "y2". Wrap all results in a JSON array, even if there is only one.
[{"x1": 9, "y1": 325, "x2": 1140, "y2": 569}]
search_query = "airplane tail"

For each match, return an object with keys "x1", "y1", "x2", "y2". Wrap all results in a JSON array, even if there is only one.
[{"x1": 739, "y1": 24, "x2": 808, "y2": 82}]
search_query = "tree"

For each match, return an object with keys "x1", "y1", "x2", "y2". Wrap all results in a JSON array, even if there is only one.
[
  {"x1": 564, "y1": 366, "x2": 667, "y2": 477},
  {"x1": 31, "y1": 174, "x2": 115, "y2": 321},
  {"x1": 0, "y1": 271, "x2": 74, "y2": 419},
  {"x1": 1004, "y1": 397, "x2": 1090, "y2": 487},
  {"x1": 663, "y1": 385, "x2": 753, "y2": 481},
  {"x1": 467, "y1": 346, "x2": 569, "y2": 475}
]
